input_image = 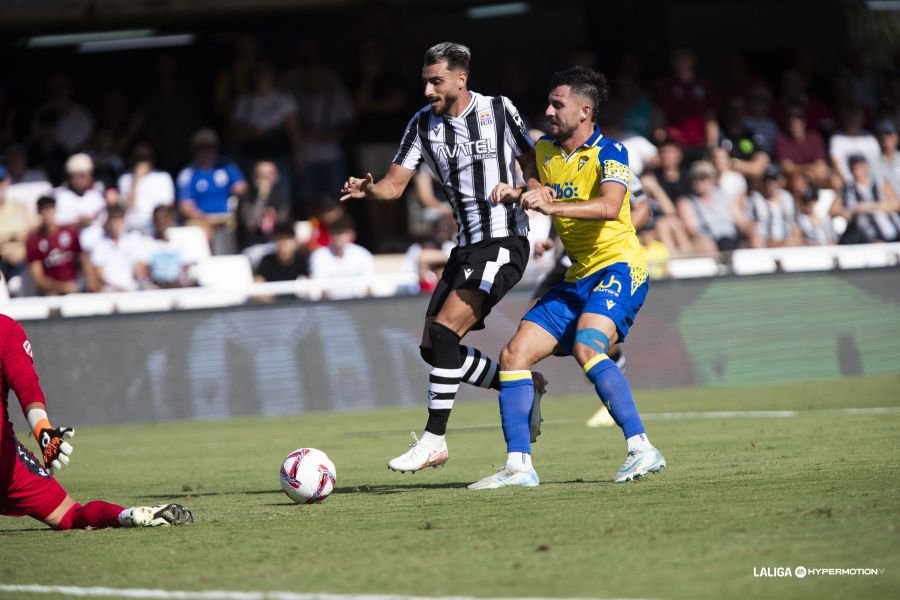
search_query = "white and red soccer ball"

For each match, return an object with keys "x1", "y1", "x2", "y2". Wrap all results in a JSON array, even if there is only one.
[{"x1": 280, "y1": 448, "x2": 336, "y2": 504}]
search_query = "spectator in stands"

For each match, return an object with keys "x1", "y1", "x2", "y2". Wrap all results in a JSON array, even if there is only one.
[
  {"x1": 213, "y1": 33, "x2": 260, "y2": 125},
  {"x1": 34, "y1": 74, "x2": 95, "y2": 153},
  {"x1": 144, "y1": 205, "x2": 189, "y2": 288},
  {"x1": 306, "y1": 196, "x2": 346, "y2": 251},
  {"x1": 653, "y1": 48, "x2": 717, "y2": 161},
  {"x1": 746, "y1": 165, "x2": 799, "y2": 247},
  {"x1": 876, "y1": 119, "x2": 900, "y2": 198},
  {"x1": 143, "y1": 53, "x2": 204, "y2": 175},
  {"x1": 309, "y1": 215, "x2": 374, "y2": 298},
  {"x1": 830, "y1": 106, "x2": 880, "y2": 185},
  {"x1": 229, "y1": 61, "x2": 302, "y2": 197},
  {"x1": 176, "y1": 128, "x2": 248, "y2": 254},
  {"x1": 774, "y1": 104, "x2": 831, "y2": 189},
  {"x1": 85, "y1": 128, "x2": 125, "y2": 192},
  {"x1": 832, "y1": 154, "x2": 900, "y2": 243},
  {"x1": 25, "y1": 196, "x2": 98, "y2": 295},
  {"x1": 611, "y1": 68, "x2": 654, "y2": 140},
  {"x1": 254, "y1": 221, "x2": 309, "y2": 283},
  {"x1": 236, "y1": 160, "x2": 290, "y2": 250},
  {"x1": 710, "y1": 145, "x2": 749, "y2": 214},
  {"x1": 89, "y1": 205, "x2": 151, "y2": 292},
  {"x1": 53, "y1": 153, "x2": 106, "y2": 230},
  {"x1": 677, "y1": 160, "x2": 743, "y2": 254},
  {"x1": 773, "y1": 68, "x2": 834, "y2": 136},
  {"x1": 743, "y1": 85, "x2": 779, "y2": 155},
  {"x1": 97, "y1": 89, "x2": 144, "y2": 157},
  {"x1": 654, "y1": 139, "x2": 691, "y2": 203},
  {"x1": 27, "y1": 108, "x2": 68, "y2": 186},
  {"x1": 716, "y1": 97, "x2": 771, "y2": 182},
  {"x1": 721, "y1": 52, "x2": 771, "y2": 105},
  {"x1": 405, "y1": 213, "x2": 456, "y2": 292},
  {"x1": 789, "y1": 173, "x2": 835, "y2": 245},
  {"x1": 282, "y1": 40, "x2": 356, "y2": 217},
  {"x1": 0, "y1": 166, "x2": 35, "y2": 282},
  {"x1": 118, "y1": 143, "x2": 176, "y2": 234},
  {"x1": 2, "y1": 143, "x2": 49, "y2": 185}
]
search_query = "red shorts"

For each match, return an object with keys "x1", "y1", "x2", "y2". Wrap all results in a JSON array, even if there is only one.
[{"x1": 0, "y1": 436, "x2": 68, "y2": 520}]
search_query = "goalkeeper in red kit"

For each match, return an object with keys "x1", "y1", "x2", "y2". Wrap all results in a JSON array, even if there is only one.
[{"x1": 0, "y1": 314, "x2": 193, "y2": 529}]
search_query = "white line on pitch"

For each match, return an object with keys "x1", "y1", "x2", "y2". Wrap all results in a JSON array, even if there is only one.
[{"x1": 0, "y1": 584, "x2": 656, "y2": 600}]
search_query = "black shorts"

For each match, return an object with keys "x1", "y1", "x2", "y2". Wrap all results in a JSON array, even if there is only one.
[{"x1": 425, "y1": 236, "x2": 529, "y2": 331}]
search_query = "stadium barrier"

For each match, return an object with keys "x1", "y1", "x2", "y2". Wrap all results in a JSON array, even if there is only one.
[{"x1": 5, "y1": 266, "x2": 898, "y2": 428}]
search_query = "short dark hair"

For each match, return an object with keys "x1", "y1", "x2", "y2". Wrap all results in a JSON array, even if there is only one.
[
  {"x1": 424, "y1": 42, "x2": 471, "y2": 73},
  {"x1": 330, "y1": 214, "x2": 356, "y2": 234},
  {"x1": 36, "y1": 195, "x2": 56, "y2": 212},
  {"x1": 272, "y1": 221, "x2": 296, "y2": 239},
  {"x1": 549, "y1": 66, "x2": 609, "y2": 123},
  {"x1": 106, "y1": 204, "x2": 126, "y2": 220}
]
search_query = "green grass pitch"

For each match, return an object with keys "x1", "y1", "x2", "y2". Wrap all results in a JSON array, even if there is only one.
[{"x1": 1, "y1": 374, "x2": 898, "y2": 600}]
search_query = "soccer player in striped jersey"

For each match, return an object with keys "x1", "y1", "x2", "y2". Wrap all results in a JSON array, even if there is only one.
[
  {"x1": 341, "y1": 42, "x2": 546, "y2": 473},
  {"x1": 470, "y1": 66, "x2": 666, "y2": 489}
]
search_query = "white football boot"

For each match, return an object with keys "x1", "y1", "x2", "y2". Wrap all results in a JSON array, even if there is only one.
[
  {"x1": 612, "y1": 447, "x2": 667, "y2": 483},
  {"x1": 387, "y1": 432, "x2": 449, "y2": 473},
  {"x1": 468, "y1": 466, "x2": 540, "y2": 490},
  {"x1": 121, "y1": 503, "x2": 194, "y2": 527}
]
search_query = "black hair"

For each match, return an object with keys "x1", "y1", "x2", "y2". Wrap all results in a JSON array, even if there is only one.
[
  {"x1": 36, "y1": 195, "x2": 56, "y2": 212},
  {"x1": 272, "y1": 221, "x2": 296, "y2": 239},
  {"x1": 424, "y1": 42, "x2": 471, "y2": 73},
  {"x1": 548, "y1": 66, "x2": 609, "y2": 123}
]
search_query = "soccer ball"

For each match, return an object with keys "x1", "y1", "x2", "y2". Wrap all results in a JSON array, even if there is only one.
[{"x1": 280, "y1": 448, "x2": 336, "y2": 504}]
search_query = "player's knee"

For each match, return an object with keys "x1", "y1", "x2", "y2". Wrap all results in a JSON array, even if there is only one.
[
  {"x1": 573, "y1": 328, "x2": 610, "y2": 366},
  {"x1": 419, "y1": 345, "x2": 434, "y2": 366},
  {"x1": 428, "y1": 321, "x2": 460, "y2": 350}
]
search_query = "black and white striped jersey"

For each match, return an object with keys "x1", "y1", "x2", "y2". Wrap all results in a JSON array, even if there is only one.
[{"x1": 393, "y1": 92, "x2": 532, "y2": 246}]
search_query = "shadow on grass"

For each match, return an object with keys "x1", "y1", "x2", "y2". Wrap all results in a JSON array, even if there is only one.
[{"x1": 334, "y1": 481, "x2": 471, "y2": 495}]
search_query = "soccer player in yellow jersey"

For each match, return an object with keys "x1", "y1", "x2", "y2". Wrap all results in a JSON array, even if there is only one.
[{"x1": 470, "y1": 67, "x2": 666, "y2": 489}]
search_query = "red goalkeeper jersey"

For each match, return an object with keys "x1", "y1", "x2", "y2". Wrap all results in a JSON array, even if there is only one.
[{"x1": 0, "y1": 314, "x2": 47, "y2": 445}]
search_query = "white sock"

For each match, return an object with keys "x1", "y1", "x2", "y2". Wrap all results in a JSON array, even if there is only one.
[
  {"x1": 506, "y1": 451, "x2": 532, "y2": 472},
  {"x1": 626, "y1": 433, "x2": 653, "y2": 453},
  {"x1": 420, "y1": 431, "x2": 444, "y2": 448}
]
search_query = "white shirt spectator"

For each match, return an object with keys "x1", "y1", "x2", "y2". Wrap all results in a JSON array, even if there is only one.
[
  {"x1": 53, "y1": 182, "x2": 105, "y2": 227},
  {"x1": 718, "y1": 170, "x2": 748, "y2": 205},
  {"x1": 830, "y1": 132, "x2": 881, "y2": 182},
  {"x1": 90, "y1": 231, "x2": 150, "y2": 291},
  {"x1": 621, "y1": 133, "x2": 658, "y2": 177},
  {"x1": 310, "y1": 242, "x2": 374, "y2": 299},
  {"x1": 232, "y1": 90, "x2": 298, "y2": 134},
  {"x1": 118, "y1": 170, "x2": 176, "y2": 232}
]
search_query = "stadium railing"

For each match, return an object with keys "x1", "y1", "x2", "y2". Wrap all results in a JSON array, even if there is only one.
[{"x1": 1, "y1": 243, "x2": 897, "y2": 320}]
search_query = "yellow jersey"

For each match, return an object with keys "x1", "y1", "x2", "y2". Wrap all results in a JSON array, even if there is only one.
[{"x1": 535, "y1": 127, "x2": 646, "y2": 282}]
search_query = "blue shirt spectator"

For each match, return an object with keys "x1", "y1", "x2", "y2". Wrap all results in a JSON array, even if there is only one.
[{"x1": 176, "y1": 128, "x2": 247, "y2": 217}]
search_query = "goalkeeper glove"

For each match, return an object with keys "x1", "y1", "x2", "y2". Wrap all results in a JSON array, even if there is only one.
[{"x1": 37, "y1": 426, "x2": 75, "y2": 473}]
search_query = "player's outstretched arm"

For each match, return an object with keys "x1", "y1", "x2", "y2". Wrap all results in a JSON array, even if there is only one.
[
  {"x1": 340, "y1": 163, "x2": 415, "y2": 202},
  {"x1": 26, "y1": 402, "x2": 75, "y2": 473}
]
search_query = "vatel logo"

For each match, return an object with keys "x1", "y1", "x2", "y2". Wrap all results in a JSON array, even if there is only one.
[{"x1": 594, "y1": 274, "x2": 622, "y2": 296}]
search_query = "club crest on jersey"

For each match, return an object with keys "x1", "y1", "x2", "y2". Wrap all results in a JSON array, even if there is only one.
[
  {"x1": 23, "y1": 340, "x2": 32, "y2": 358},
  {"x1": 544, "y1": 155, "x2": 552, "y2": 167},
  {"x1": 578, "y1": 156, "x2": 589, "y2": 170},
  {"x1": 478, "y1": 109, "x2": 493, "y2": 126}
]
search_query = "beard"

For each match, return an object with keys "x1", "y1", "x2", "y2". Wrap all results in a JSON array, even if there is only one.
[{"x1": 431, "y1": 91, "x2": 458, "y2": 116}]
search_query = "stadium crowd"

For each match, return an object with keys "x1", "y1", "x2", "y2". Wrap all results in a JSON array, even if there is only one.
[{"x1": 1, "y1": 36, "x2": 899, "y2": 299}]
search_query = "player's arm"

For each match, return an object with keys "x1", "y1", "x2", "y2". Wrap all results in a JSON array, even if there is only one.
[
  {"x1": 524, "y1": 180, "x2": 627, "y2": 221},
  {"x1": 340, "y1": 163, "x2": 416, "y2": 202},
  {"x1": 1, "y1": 318, "x2": 74, "y2": 472}
]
